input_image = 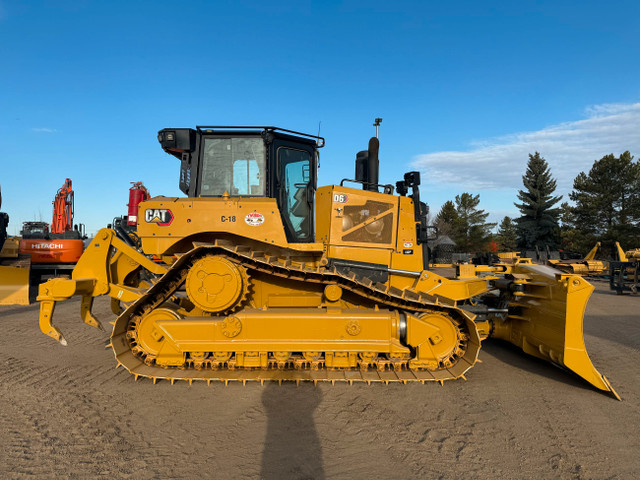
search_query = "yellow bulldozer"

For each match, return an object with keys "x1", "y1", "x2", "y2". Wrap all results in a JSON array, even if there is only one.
[
  {"x1": 0, "y1": 187, "x2": 30, "y2": 305},
  {"x1": 36, "y1": 125, "x2": 618, "y2": 398}
]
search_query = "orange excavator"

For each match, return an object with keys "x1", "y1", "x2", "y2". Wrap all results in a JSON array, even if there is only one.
[{"x1": 19, "y1": 178, "x2": 85, "y2": 281}]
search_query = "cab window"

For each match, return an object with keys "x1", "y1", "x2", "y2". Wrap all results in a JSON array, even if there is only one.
[
  {"x1": 200, "y1": 137, "x2": 266, "y2": 196},
  {"x1": 278, "y1": 147, "x2": 312, "y2": 241}
]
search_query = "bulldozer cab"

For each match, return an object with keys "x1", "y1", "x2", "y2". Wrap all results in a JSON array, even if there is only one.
[{"x1": 158, "y1": 126, "x2": 323, "y2": 243}]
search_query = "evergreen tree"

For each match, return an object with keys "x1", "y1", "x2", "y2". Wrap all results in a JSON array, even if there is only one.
[
  {"x1": 496, "y1": 216, "x2": 517, "y2": 252},
  {"x1": 515, "y1": 152, "x2": 562, "y2": 249},
  {"x1": 453, "y1": 193, "x2": 495, "y2": 251},
  {"x1": 434, "y1": 200, "x2": 459, "y2": 238},
  {"x1": 564, "y1": 151, "x2": 640, "y2": 256},
  {"x1": 558, "y1": 201, "x2": 583, "y2": 253}
]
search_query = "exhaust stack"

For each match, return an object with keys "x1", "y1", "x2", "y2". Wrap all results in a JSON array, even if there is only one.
[{"x1": 355, "y1": 118, "x2": 382, "y2": 192}]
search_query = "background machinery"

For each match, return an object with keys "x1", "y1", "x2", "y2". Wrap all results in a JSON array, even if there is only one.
[
  {"x1": 36, "y1": 125, "x2": 618, "y2": 398},
  {"x1": 610, "y1": 242, "x2": 640, "y2": 294},
  {"x1": 548, "y1": 242, "x2": 608, "y2": 276},
  {"x1": 110, "y1": 181, "x2": 151, "y2": 248},
  {"x1": 0, "y1": 185, "x2": 30, "y2": 305},
  {"x1": 19, "y1": 178, "x2": 86, "y2": 282}
]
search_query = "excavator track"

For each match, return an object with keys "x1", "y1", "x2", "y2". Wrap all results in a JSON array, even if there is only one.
[{"x1": 111, "y1": 239, "x2": 481, "y2": 385}]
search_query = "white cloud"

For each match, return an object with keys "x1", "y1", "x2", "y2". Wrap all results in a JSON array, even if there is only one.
[
  {"x1": 31, "y1": 127, "x2": 58, "y2": 133},
  {"x1": 412, "y1": 102, "x2": 640, "y2": 195}
]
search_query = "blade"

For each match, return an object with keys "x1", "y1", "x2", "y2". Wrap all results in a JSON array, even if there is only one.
[{"x1": 491, "y1": 264, "x2": 620, "y2": 400}]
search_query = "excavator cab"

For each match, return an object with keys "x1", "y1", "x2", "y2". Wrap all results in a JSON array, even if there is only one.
[
  {"x1": 157, "y1": 126, "x2": 322, "y2": 243},
  {"x1": 21, "y1": 221, "x2": 50, "y2": 239}
]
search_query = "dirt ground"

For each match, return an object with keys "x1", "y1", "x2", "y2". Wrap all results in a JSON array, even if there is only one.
[{"x1": 0, "y1": 280, "x2": 638, "y2": 479}]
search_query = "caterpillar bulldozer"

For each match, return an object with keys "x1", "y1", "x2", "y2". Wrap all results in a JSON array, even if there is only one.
[{"x1": 36, "y1": 125, "x2": 618, "y2": 399}]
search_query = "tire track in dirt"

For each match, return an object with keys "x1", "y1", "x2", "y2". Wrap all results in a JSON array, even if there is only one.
[
  {"x1": 0, "y1": 381, "x2": 163, "y2": 479},
  {"x1": 314, "y1": 386, "x2": 505, "y2": 479},
  {"x1": 1, "y1": 280, "x2": 639, "y2": 479}
]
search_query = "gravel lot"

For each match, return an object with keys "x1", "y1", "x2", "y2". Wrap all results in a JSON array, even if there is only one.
[{"x1": 0, "y1": 280, "x2": 638, "y2": 479}]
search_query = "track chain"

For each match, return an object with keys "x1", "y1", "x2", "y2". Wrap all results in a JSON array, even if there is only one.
[{"x1": 111, "y1": 239, "x2": 480, "y2": 384}]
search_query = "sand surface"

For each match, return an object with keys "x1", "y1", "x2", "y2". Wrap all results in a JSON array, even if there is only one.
[{"x1": 0, "y1": 281, "x2": 638, "y2": 479}]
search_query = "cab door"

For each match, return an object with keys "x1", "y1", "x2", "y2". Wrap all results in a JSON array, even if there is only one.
[{"x1": 275, "y1": 144, "x2": 315, "y2": 243}]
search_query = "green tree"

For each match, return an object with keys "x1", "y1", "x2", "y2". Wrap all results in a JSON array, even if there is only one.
[
  {"x1": 564, "y1": 151, "x2": 640, "y2": 256},
  {"x1": 558, "y1": 201, "x2": 583, "y2": 253},
  {"x1": 453, "y1": 193, "x2": 496, "y2": 252},
  {"x1": 434, "y1": 200, "x2": 459, "y2": 237},
  {"x1": 496, "y1": 216, "x2": 517, "y2": 252},
  {"x1": 514, "y1": 152, "x2": 562, "y2": 249}
]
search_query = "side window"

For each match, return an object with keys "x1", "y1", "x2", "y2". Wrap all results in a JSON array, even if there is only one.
[
  {"x1": 200, "y1": 137, "x2": 266, "y2": 196},
  {"x1": 278, "y1": 148, "x2": 312, "y2": 241}
]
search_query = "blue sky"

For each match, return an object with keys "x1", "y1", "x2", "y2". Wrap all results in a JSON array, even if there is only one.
[{"x1": 1, "y1": 1, "x2": 638, "y2": 235}]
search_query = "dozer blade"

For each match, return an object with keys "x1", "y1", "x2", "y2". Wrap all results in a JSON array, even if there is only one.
[
  {"x1": 491, "y1": 264, "x2": 620, "y2": 399},
  {"x1": 0, "y1": 265, "x2": 30, "y2": 305}
]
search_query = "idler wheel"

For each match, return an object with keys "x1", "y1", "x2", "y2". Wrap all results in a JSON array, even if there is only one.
[
  {"x1": 186, "y1": 256, "x2": 249, "y2": 313},
  {"x1": 406, "y1": 313, "x2": 463, "y2": 370},
  {"x1": 136, "y1": 308, "x2": 181, "y2": 356}
]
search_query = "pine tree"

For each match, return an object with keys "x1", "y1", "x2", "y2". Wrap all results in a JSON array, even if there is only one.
[
  {"x1": 564, "y1": 151, "x2": 640, "y2": 256},
  {"x1": 496, "y1": 216, "x2": 517, "y2": 252},
  {"x1": 454, "y1": 193, "x2": 495, "y2": 251},
  {"x1": 434, "y1": 200, "x2": 459, "y2": 238},
  {"x1": 515, "y1": 152, "x2": 562, "y2": 249}
]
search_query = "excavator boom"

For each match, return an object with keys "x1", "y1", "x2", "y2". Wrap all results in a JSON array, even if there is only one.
[{"x1": 51, "y1": 178, "x2": 74, "y2": 234}]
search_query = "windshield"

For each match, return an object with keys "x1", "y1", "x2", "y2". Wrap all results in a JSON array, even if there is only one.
[{"x1": 200, "y1": 137, "x2": 266, "y2": 196}]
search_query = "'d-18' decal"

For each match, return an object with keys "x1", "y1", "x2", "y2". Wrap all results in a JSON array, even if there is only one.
[{"x1": 145, "y1": 208, "x2": 174, "y2": 226}]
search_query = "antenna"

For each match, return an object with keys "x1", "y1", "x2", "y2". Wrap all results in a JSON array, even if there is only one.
[{"x1": 373, "y1": 117, "x2": 382, "y2": 138}]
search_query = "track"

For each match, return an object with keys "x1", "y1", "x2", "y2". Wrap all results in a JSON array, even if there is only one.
[{"x1": 111, "y1": 239, "x2": 481, "y2": 384}]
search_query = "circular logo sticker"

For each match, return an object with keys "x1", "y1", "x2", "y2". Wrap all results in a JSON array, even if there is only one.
[
  {"x1": 403, "y1": 241, "x2": 414, "y2": 248},
  {"x1": 245, "y1": 212, "x2": 265, "y2": 227}
]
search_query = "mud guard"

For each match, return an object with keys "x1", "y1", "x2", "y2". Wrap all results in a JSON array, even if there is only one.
[{"x1": 490, "y1": 264, "x2": 620, "y2": 400}]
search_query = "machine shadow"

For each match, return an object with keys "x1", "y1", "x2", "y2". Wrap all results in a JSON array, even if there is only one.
[
  {"x1": 481, "y1": 339, "x2": 598, "y2": 395},
  {"x1": 261, "y1": 382, "x2": 325, "y2": 480}
]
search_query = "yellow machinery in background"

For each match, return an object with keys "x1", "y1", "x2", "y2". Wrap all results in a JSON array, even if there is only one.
[
  {"x1": 615, "y1": 242, "x2": 640, "y2": 263},
  {"x1": 548, "y1": 242, "x2": 608, "y2": 276},
  {"x1": 610, "y1": 242, "x2": 640, "y2": 294},
  {"x1": 0, "y1": 191, "x2": 30, "y2": 305},
  {"x1": 36, "y1": 125, "x2": 618, "y2": 398}
]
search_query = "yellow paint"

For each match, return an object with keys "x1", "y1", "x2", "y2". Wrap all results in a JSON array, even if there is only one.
[{"x1": 34, "y1": 175, "x2": 618, "y2": 397}]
